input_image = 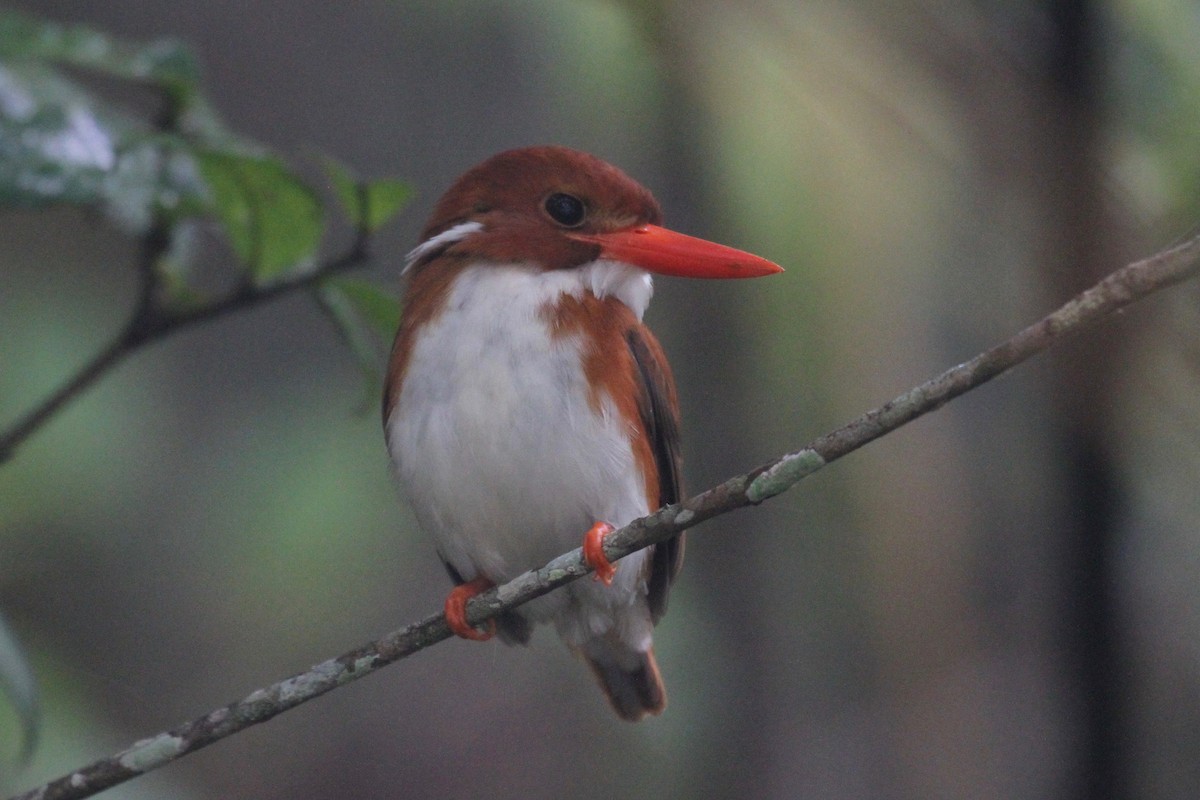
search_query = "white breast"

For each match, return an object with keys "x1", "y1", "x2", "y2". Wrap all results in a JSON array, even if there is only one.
[{"x1": 386, "y1": 262, "x2": 656, "y2": 646}]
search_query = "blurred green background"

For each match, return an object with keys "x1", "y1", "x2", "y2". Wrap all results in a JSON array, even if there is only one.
[{"x1": 3, "y1": 1, "x2": 1200, "y2": 798}]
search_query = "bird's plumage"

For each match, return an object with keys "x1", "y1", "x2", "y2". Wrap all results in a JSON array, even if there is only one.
[
  {"x1": 384, "y1": 146, "x2": 779, "y2": 720},
  {"x1": 386, "y1": 256, "x2": 677, "y2": 716}
]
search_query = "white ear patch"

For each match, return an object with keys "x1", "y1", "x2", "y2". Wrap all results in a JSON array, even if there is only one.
[{"x1": 403, "y1": 221, "x2": 485, "y2": 274}]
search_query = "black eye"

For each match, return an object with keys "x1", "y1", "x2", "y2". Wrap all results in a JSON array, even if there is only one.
[{"x1": 544, "y1": 193, "x2": 586, "y2": 227}]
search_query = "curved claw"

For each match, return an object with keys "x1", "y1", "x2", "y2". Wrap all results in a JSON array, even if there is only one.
[
  {"x1": 583, "y1": 521, "x2": 617, "y2": 585},
  {"x1": 444, "y1": 576, "x2": 496, "y2": 641}
]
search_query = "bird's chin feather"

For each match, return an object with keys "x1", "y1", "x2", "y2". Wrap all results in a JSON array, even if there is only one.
[{"x1": 581, "y1": 260, "x2": 654, "y2": 321}]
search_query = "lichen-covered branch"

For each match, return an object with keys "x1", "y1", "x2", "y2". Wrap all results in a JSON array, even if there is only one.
[
  {"x1": 9, "y1": 231, "x2": 1200, "y2": 800},
  {"x1": 746, "y1": 231, "x2": 1200, "y2": 502}
]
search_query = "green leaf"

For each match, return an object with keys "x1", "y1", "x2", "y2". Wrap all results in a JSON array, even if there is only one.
[
  {"x1": 322, "y1": 156, "x2": 413, "y2": 232},
  {"x1": 196, "y1": 150, "x2": 324, "y2": 281},
  {"x1": 0, "y1": 11, "x2": 218, "y2": 228},
  {"x1": 327, "y1": 277, "x2": 401, "y2": 337},
  {"x1": 0, "y1": 9, "x2": 199, "y2": 102},
  {"x1": 0, "y1": 60, "x2": 207, "y2": 230},
  {"x1": 154, "y1": 220, "x2": 209, "y2": 311},
  {"x1": 0, "y1": 610, "x2": 39, "y2": 763},
  {"x1": 0, "y1": 63, "x2": 117, "y2": 208},
  {"x1": 315, "y1": 280, "x2": 396, "y2": 412},
  {"x1": 323, "y1": 156, "x2": 360, "y2": 223},
  {"x1": 361, "y1": 178, "x2": 414, "y2": 231}
]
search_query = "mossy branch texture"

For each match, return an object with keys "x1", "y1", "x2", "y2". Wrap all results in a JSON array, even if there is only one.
[{"x1": 9, "y1": 231, "x2": 1200, "y2": 800}]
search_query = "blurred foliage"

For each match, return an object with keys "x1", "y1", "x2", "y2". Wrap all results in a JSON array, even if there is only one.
[
  {"x1": 3, "y1": 2, "x2": 1200, "y2": 799},
  {"x1": 316, "y1": 277, "x2": 403, "y2": 412},
  {"x1": 0, "y1": 10, "x2": 205, "y2": 226},
  {"x1": 0, "y1": 7, "x2": 412, "y2": 765},
  {"x1": 0, "y1": 6, "x2": 408, "y2": 323},
  {"x1": 1112, "y1": 0, "x2": 1200, "y2": 223},
  {"x1": 0, "y1": 9, "x2": 198, "y2": 100},
  {"x1": 194, "y1": 150, "x2": 324, "y2": 281},
  {"x1": 0, "y1": 611, "x2": 37, "y2": 762},
  {"x1": 323, "y1": 156, "x2": 414, "y2": 234}
]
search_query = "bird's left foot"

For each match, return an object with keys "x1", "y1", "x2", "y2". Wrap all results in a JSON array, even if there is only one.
[
  {"x1": 444, "y1": 576, "x2": 496, "y2": 641},
  {"x1": 583, "y1": 521, "x2": 616, "y2": 585}
]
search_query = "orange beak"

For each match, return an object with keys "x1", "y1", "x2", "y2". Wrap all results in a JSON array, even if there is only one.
[{"x1": 568, "y1": 225, "x2": 783, "y2": 279}]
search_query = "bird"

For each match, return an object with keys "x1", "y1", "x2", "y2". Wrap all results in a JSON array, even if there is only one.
[{"x1": 383, "y1": 145, "x2": 781, "y2": 720}]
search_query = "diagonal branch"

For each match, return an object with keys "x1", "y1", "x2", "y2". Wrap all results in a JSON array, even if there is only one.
[
  {"x1": 8, "y1": 231, "x2": 1200, "y2": 800},
  {"x1": 0, "y1": 236, "x2": 369, "y2": 465}
]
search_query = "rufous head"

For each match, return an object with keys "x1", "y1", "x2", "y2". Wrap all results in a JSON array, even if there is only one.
[{"x1": 404, "y1": 145, "x2": 782, "y2": 280}]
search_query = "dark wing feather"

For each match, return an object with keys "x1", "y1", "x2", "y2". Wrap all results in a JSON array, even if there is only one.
[{"x1": 625, "y1": 327, "x2": 684, "y2": 624}]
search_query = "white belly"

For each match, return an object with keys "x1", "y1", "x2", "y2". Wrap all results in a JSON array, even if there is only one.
[{"x1": 386, "y1": 264, "x2": 653, "y2": 646}]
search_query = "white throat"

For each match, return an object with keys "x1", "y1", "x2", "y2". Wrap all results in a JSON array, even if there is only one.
[{"x1": 569, "y1": 259, "x2": 654, "y2": 320}]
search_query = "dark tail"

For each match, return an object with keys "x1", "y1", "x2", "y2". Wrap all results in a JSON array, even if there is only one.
[{"x1": 581, "y1": 638, "x2": 666, "y2": 722}]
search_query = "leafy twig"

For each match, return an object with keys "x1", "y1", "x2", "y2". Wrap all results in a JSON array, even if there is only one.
[
  {"x1": 0, "y1": 235, "x2": 369, "y2": 465},
  {"x1": 9, "y1": 232, "x2": 1199, "y2": 800}
]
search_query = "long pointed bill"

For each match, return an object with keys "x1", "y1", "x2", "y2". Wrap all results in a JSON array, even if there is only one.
[{"x1": 568, "y1": 225, "x2": 783, "y2": 279}]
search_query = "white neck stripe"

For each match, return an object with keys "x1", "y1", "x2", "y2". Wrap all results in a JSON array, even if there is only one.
[{"x1": 403, "y1": 221, "x2": 485, "y2": 274}]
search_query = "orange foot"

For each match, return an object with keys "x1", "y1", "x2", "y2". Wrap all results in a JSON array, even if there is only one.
[
  {"x1": 444, "y1": 576, "x2": 496, "y2": 641},
  {"x1": 583, "y1": 521, "x2": 617, "y2": 585}
]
